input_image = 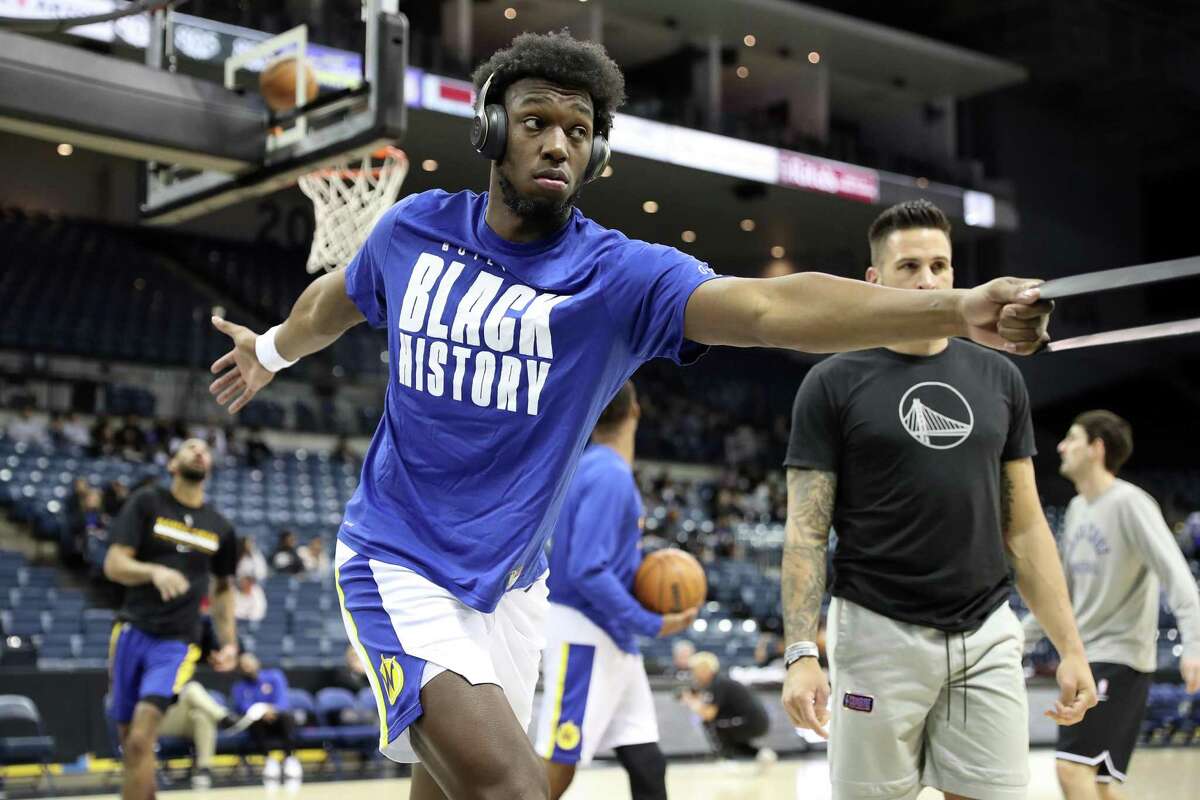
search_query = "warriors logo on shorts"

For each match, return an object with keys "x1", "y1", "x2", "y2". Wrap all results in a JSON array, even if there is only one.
[
  {"x1": 379, "y1": 655, "x2": 405, "y2": 705},
  {"x1": 556, "y1": 721, "x2": 581, "y2": 751}
]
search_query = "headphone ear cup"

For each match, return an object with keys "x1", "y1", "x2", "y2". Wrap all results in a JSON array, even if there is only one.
[
  {"x1": 470, "y1": 109, "x2": 487, "y2": 153},
  {"x1": 584, "y1": 134, "x2": 610, "y2": 183},
  {"x1": 479, "y1": 104, "x2": 508, "y2": 162}
]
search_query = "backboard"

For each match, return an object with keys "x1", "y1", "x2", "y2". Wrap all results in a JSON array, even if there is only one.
[{"x1": 0, "y1": 0, "x2": 408, "y2": 226}]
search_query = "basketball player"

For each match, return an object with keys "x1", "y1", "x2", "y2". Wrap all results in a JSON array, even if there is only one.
[
  {"x1": 535, "y1": 381, "x2": 694, "y2": 800},
  {"x1": 779, "y1": 200, "x2": 1097, "y2": 800},
  {"x1": 208, "y1": 32, "x2": 1052, "y2": 800},
  {"x1": 1024, "y1": 410, "x2": 1200, "y2": 798},
  {"x1": 103, "y1": 439, "x2": 238, "y2": 800}
]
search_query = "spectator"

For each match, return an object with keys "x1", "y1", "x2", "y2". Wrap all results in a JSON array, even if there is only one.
[
  {"x1": 299, "y1": 537, "x2": 331, "y2": 580},
  {"x1": 680, "y1": 651, "x2": 773, "y2": 763},
  {"x1": 62, "y1": 477, "x2": 93, "y2": 564},
  {"x1": 236, "y1": 538, "x2": 269, "y2": 582},
  {"x1": 231, "y1": 653, "x2": 302, "y2": 784},
  {"x1": 61, "y1": 412, "x2": 91, "y2": 449},
  {"x1": 157, "y1": 681, "x2": 247, "y2": 789},
  {"x1": 117, "y1": 415, "x2": 148, "y2": 462},
  {"x1": 328, "y1": 644, "x2": 369, "y2": 694},
  {"x1": 162, "y1": 418, "x2": 189, "y2": 454},
  {"x1": 754, "y1": 634, "x2": 785, "y2": 668},
  {"x1": 233, "y1": 575, "x2": 267, "y2": 622},
  {"x1": 102, "y1": 480, "x2": 129, "y2": 516},
  {"x1": 245, "y1": 427, "x2": 272, "y2": 468},
  {"x1": 6, "y1": 404, "x2": 49, "y2": 446},
  {"x1": 270, "y1": 530, "x2": 305, "y2": 575},
  {"x1": 672, "y1": 639, "x2": 696, "y2": 680},
  {"x1": 330, "y1": 436, "x2": 358, "y2": 466},
  {"x1": 47, "y1": 413, "x2": 68, "y2": 447},
  {"x1": 326, "y1": 645, "x2": 374, "y2": 725},
  {"x1": 89, "y1": 415, "x2": 116, "y2": 457}
]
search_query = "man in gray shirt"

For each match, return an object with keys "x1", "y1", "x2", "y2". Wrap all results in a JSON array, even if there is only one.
[{"x1": 1025, "y1": 410, "x2": 1200, "y2": 799}]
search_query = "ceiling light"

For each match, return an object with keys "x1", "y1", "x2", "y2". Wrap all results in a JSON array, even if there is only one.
[
  {"x1": 421, "y1": 159, "x2": 438, "y2": 172},
  {"x1": 739, "y1": 218, "x2": 756, "y2": 232},
  {"x1": 808, "y1": 51, "x2": 821, "y2": 64},
  {"x1": 642, "y1": 200, "x2": 659, "y2": 214},
  {"x1": 743, "y1": 34, "x2": 756, "y2": 47},
  {"x1": 504, "y1": 7, "x2": 517, "y2": 20},
  {"x1": 771, "y1": 245, "x2": 786, "y2": 259},
  {"x1": 600, "y1": 165, "x2": 613, "y2": 178},
  {"x1": 736, "y1": 65, "x2": 750, "y2": 79},
  {"x1": 56, "y1": 143, "x2": 73, "y2": 156},
  {"x1": 681, "y1": 230, "x2": 697, "y2": 243}
]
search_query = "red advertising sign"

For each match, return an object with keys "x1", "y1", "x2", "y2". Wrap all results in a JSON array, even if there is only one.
[{"x1": 777, "y1": 151, "x2": 879, "y2": 204}]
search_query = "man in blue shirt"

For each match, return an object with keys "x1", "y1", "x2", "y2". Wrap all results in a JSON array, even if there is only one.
[
  {"x1": 209, "y1": 30, "x2": 1052, "y2": 800},
  {"x1": 536, "y1": 381, "x2": 694, "y2": 799},
  {"x1": 231, "y1": 652, "x2": 301, "y2": 783}
]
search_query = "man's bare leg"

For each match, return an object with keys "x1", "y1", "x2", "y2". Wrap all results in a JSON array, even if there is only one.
[
  {"x1": 120, "y1": 702, "x2": 164, "y2": 800},
  {"x1": 409, "y1": 764, "x2": 450, "y2": 800},
  {"x1": 409, "y1": 671, "x2": 548, "y2": 800},
  {"x1": 546, "y1": 760, "x2": 576, "y2": 799},
  {"x1": 1057, "y1": 759, "x2": 1103, "y2": 800},
  {"x1": 1097, "y1": 780, "x2": 1125, "y2": 800}
]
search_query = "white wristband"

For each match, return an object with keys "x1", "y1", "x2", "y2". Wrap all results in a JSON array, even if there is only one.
[
  {"x1": 784, "y1": 641, "x2": 820, "y2": 667},
  {"x1": 254, "y1": 325, "x2": 298, "y2": 373}
]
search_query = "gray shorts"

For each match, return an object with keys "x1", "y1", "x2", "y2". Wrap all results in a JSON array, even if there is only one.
[{"x1": 827, "y1": 597, "x2": 1030, "y2": 800}]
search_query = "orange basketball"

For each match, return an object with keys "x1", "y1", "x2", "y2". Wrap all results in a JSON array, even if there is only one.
[
  {"x1": 259, "y1": 57, "x2": 319, "y2": 112},
  {"x1": 634, "y1": 549, "x2": 707, "y2": 614}
]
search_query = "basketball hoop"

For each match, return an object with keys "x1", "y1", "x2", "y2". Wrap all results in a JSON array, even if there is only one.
[{"x1": 298, "y1": 146, "x2": 409, "y2": 273}]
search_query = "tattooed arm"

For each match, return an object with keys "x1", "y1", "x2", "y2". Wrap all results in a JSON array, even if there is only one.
[
  {"x1": 1002, "y1": 458, "x2": 1096, "y2": 725},
  {"x1": 780, "y1": 468, "x2": 836, "y2": 736}
]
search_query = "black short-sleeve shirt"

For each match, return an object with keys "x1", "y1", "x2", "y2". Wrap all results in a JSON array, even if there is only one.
[
  {"x1": 111, "y1": 485, "x2": 237, "y2": 640},
  {"x1": 784, "y1": 340, "x2": 1036, "y2": 632},
  {"x1": 702, "y1": 674, "x2": 769, "y2": 732}
]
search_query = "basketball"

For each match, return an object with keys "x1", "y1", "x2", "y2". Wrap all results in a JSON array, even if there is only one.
[
  {"x1": 635, "y1": 549, "x2": 707, "y2": 614},
  {"x1": 259, "y1": 57, "x2": 319, "y2": 112}
]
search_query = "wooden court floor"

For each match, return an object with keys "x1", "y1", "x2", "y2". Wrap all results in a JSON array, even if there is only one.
[{"x1": 48, "y1": 748, "x2": 1200, "y2": 800}]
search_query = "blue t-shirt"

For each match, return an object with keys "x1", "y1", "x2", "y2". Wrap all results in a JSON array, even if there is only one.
[
  {"x1": 340, "y1": 189, "x2": 721, "y2": 612},
  {"x1": 231, "y1": 669, "x2": 290, "y2": 714},
  {"x1": 547, "y1": 444, "x2": 663, "y2": 654}
]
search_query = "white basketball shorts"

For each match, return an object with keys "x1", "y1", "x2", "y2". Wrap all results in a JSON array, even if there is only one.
[
  {"x1": 534, "y1": 602, "x2": 659, "y2": 765},
  {"x1": 333, "y1": 539, "x2": 548, "y2": 763}
]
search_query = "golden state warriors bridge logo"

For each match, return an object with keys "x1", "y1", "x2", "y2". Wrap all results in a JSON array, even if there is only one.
[{"x1": 898, "y1": 382, "x2": 974, "y2": 450}]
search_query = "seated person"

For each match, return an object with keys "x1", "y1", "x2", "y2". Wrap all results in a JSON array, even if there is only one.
[
  {"x1": 158, "y1": 682, "x2": 249, "y2": 789},
  {"x1": 231, "y1": 653, "x2": 302, "y2": 783}
]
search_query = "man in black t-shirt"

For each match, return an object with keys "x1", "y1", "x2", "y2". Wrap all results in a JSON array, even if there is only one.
[
  {"x1": 779, "y1": 201, "x2": 1097, "y2": 800},
  {"x1": 103, "y1": 438, "x2": 239, "y2": 800},
  {"x1": 680, "y1": 652, "x2": 770, "y2": 760}
]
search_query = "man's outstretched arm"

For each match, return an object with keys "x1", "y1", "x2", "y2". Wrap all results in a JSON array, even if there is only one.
[
  {"x1": 1002, "y1": 458, "x2": 1097, "y2": 725},
  {"x1": 683, "y1": 273, "x2": 1051, "y2": 355},
  {"x1": 209, "y1": 269, "x2": 365, "y2": 413}
]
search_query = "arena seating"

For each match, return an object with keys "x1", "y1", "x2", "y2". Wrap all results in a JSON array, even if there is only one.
[
  {"x1": 2, "y1": 430, "x2": 1198, "y2": 757},
  {"x1": 0, "y1": 210, "x2": 387, "y2": 384}
]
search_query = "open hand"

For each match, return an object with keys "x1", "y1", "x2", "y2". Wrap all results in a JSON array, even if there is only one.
[{"x1": 209, "y1": 317, "x2": 276, "y2": 414}]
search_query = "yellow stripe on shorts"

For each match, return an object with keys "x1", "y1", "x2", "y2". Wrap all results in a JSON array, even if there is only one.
[
  {"x1": 334, "y1": 562, "x2": 390, "y2": 750},
  {"x1": 542, "y1": 642, "x2": 571, "y2": 759}
]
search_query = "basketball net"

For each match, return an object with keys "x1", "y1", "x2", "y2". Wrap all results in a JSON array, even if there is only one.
[{"x1": 298, "y1": 146, "x2": 409, "y2": 273}]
